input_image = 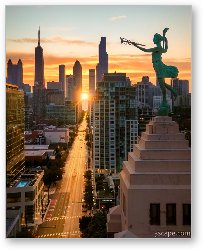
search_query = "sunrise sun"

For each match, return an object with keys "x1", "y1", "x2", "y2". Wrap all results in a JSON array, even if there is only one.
[{"x1": 81, "y1": 92, "x2": 89, "y2": 100}]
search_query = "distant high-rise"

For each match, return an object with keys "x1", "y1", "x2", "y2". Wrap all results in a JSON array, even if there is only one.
[
  {"x1": 136, "y1": 76, "x2": 154, "y2": 108},
  {"x1": 96, "y1": 37, "x2": 108, "y2": 83},
  {"x1": 66, "y1": 74, "x2": 74, "y2": 101},
  {"x1": 33, "y1": 83, "x2": 46, "y2": 122},
  {"x1": 23, "y1": 83, "x2": 31, "y2": 93},
  {"x1": 6, "y1": 84, "x2": 25, "y2": 184},
  {"x1": 34, "y1": 27, "x2": 44, "y2": 85},
  {"x1": 73, "y1": 60, "x2": 82, "y2": 102},
  {"x1": 7, "y1": 59, "x2": 23, "y2": 89},
  {"x1": 59, "y1": 65, "x2": 65, "y2": 94},
  {"x1": 47, "y1": 81, "x2": 62, "y2": 91},
  {"x1": 33, "y1": 27, "x2": 46, "y2": 122},
  {"x1": 93, "y1": 73, "x2": 138, "y2": 174},
  {"x1": 46, "y1": 89, "x2": 65, "y2": 106},
  {"x1": 171, "y1": 78, "x2": 190, "y2": 107},
  {"x1": 89, "y1": 69, "x2": 96, "y2": 96},
  {"x1": 171, "y1": 78, "x2": 189, "y2": 96}
]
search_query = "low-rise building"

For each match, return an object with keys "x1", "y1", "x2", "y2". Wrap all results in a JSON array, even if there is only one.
[
  {"x1": 24, "y1": 145, "x2": 55, "y2": 164},
  {"x1": 7, "y1": 169, "x2": 44, "y2": 228},
  {"x1": 24, "y1": 145, "x2": 49, "y2": 151},
  {"x1": 44, "y1": 126, "x2": 69, "y2": 144},
  {"x1": 25, "y1": 150, "x2": 48, "y2": 163},
  {"x1": 24, "y1": 130, "x2": 45, "y2": 145}
]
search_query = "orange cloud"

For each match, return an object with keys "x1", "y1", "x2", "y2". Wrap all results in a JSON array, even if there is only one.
[
  {"x1": 8, "y1": 37, "x2": 97, "y2": 46},
  {"x1": 111, "y1": 15, "x2": 127, "y2": 21},
  {"x1": 6, "y1": 51, "x2": 191, "y2": 92}
]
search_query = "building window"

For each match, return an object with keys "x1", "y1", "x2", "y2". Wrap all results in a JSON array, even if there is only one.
[
  {"x1": 183, "y1": 204, "x2": 191, "y2": 225},
  {"x1": 166, "y1": 203, "x2": 176, "y2": 225},
  {"x1": 25, "y1": 205, "x2": 35, "y2": 224},
  {"x1": 7, "y1": 192, "x2": 21, "y2": 203},
  {"x1": 150, "y1": 204, "x2": 160, "y2": 225},
  {"x1": 25, "y1": 191, "x2": 34, "y2": 202}
]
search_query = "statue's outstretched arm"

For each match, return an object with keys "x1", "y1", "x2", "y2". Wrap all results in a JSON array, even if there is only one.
[{"x1": 132, "y1": 43, "x2": 155, "y2": 53}]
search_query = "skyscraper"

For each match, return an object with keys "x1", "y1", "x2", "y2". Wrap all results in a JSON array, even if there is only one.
[
  {"x1": 171, "y1": 78, "x2": 190, "y2": 107},
  {"x1": 66, "y1": 74, "x2": 74, "y2": 101},
  {"x1": 73, "y1": 60, "x2": 82, "y2": 102},
  {"x1": 171, "y1": 78, "x2": 189, "y2": 96},
  {"x1": 34, "y1": 27, "x2": 44, "y2": 85},
  {"x1": 33, "y1": 27, "x2": 46, "y2": 122},
  {"x1": 59, "y1": 64, "x2": 65, "y2": 94},
  {"x1": 33, "y1": 83, "x2": 46, "y2": 122},
  {"x1": 6, "y1": 84, "x2": 25, "y2": 184},
  {"x1": 7, "y1": 59, "x2": 23, "y2": 89},
  {"x1": 93, "y1": 73, "x2": 138, "y2": 174},
  {"x1": 89, "y1": 69, "x2": 96, "y2": 96},
  {"x1": 96, "y1": 37, "x2": 108, "y2": 83}
]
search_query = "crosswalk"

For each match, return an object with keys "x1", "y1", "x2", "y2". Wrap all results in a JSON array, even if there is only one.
[
  {"x1": 45, "y1": 215, "x2": 81, "y2": 222},
  {"x1": 37, "y1": 231, "x2": 80, "y2": 238}
]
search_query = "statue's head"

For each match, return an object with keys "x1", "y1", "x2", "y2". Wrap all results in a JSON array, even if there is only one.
[{"x1": 153, "y1": 33, "x2": 163, "y2": 44}]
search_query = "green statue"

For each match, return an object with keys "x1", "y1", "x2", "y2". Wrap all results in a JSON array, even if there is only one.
[{"x1": 120, "y1": 28, "x2": 178, "y2": 115}]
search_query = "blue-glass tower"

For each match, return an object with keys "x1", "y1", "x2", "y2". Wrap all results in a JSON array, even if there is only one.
[{"x1": 96, "y1": 37, "x2": 108, "y2": 82}]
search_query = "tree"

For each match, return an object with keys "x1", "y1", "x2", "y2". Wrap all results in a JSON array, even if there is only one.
[
  {"x1": 79, "y1": 210, "x2": 107, "y2": 238},
  {"x1": 79, "y1": 215, "x2": 92, "y2": 232},
  {"x1": 43, "y1": 169, "x2": 55, "y2": 202},
  {"x1": 16, "y1": 227, "x2": 34, "y2": 238},
  {"x1": 84, "y1": 170, "x2": 92, "y2": 180},
  {"x1": 43, "y1": 165, "x2": 63, "y2": 202}
]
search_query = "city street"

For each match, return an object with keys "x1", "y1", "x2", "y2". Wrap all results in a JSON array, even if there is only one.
[{"x1": 36, "y1": 116, "x2": 88, "y2": 238}]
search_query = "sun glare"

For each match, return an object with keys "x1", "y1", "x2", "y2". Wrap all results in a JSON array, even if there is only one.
[{"x1": 81, "y1": 92, "x2": 88, "y2": 100}]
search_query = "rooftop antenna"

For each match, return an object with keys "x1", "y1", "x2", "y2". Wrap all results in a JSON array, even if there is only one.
[{"x1": 38, "y1": 26, "x2": 40, "y2": 46}]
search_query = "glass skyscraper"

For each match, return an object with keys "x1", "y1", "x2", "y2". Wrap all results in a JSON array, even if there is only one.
[
  {"x1": 6, "y1": 84, "x2": 25, "y2": 185},
  {"x1": 96, "y1": 37, "x2": 108, "y2": 83}
]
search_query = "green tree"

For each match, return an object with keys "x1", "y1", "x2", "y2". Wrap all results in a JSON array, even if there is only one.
[
  {"x1": 79, "y1": 215, "x2": 92, "y2": 233},
  {"x1": 84, "y1": 170, "x2": 92, "y2": 180},
  {"x1": 43, "y1": 165, "x2": 62, "y2": 202},
  {"x1": 16, "y1": 227, "x2": 34, "y2": 238},
  {"x1": 80, "y1": 210, "x2": 107, "y2": 238}
]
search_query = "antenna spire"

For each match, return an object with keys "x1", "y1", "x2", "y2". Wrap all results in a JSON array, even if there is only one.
[{"x1": 38, "y1": 26, "x2": 40, "y2": 46}]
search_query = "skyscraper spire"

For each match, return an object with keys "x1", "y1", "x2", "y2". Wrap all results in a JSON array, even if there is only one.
[{"x1": 38, "y1": 26, "x2": 40, "y2": 46}]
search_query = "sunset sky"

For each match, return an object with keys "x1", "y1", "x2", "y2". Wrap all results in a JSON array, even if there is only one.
[{"x1": 6, "y1": 5, "x2": 192, "y2": 92}]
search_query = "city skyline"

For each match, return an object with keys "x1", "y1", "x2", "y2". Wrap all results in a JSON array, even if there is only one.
[{"x1": 6, "y1": 5, "x2": 191, "y2": 92}]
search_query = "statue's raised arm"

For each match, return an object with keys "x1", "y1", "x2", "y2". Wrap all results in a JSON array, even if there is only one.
[
  {"x1": 120, "y1": 28, "x2": 179, "y2": 116},
  {"x1": 132, "y1": 42, "x2": 157, "y2": 53}
]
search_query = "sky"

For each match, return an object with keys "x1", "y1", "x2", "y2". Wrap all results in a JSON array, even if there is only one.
[{"x1": 6, "y1": 5, "x2": 192, "y2": 92}]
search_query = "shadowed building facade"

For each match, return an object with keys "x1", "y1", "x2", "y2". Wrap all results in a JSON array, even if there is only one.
[
  {"x1": 7, "y1": 59, "x2": 23, "y2": 89},
  {"x1": 59, "y1": 64, "x2": 65, "y2": 96},
  {"x1": 73, "y1": 60, "x2": 82, "y2": 123},
  {"x1": 89, "y1": 69, "x2": 96, "y2": 96}
]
